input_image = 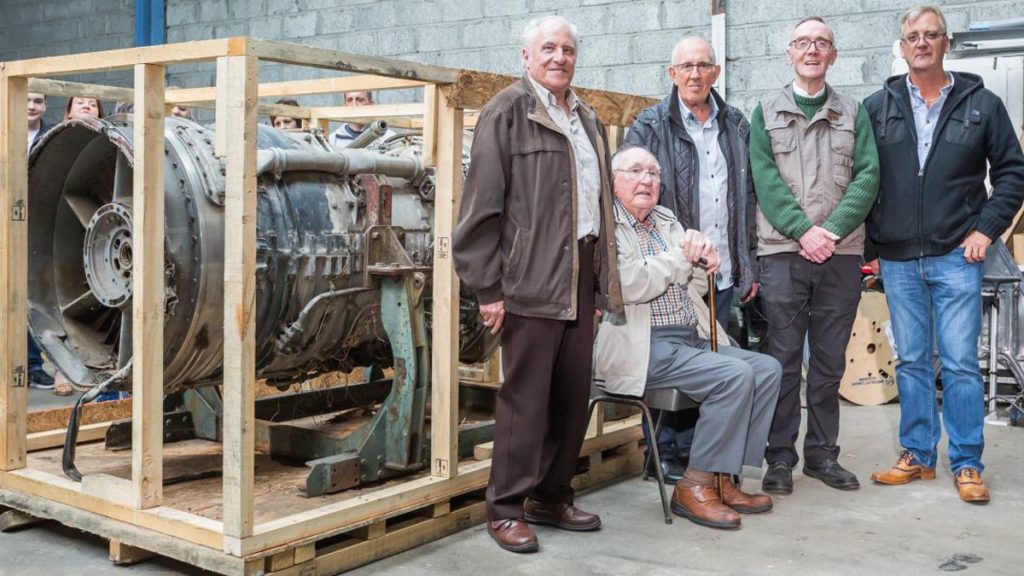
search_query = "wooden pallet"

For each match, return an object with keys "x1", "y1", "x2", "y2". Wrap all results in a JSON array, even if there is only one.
[
  {"x1": 0, "y1": 36, "x2": 653, "y2": 576},
  {"x1": 0, "y1": 417, "x2": 642, "y2": 575}
]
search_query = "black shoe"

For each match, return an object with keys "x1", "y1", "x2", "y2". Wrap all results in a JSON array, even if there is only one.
[
  {"x1": 761, "y1": 462, "x2": 793, "y2": 495},
  {"x1": 28, "y1": 371, "x2": 54, "y2": 389},
  {"x1": 645, "y1": 454, "x2": 685, "y2": 484},
  {"x1": 803, "y1": 458, "x2": 860, "y2": 491}
]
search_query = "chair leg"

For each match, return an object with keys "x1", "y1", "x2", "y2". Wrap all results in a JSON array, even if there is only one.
[
  {"x1": 636, "y1": 402, "x2": 672, "y2": 525},
  {"x1": 644, "y1": 408, "x2": 667, "y2": 481}
]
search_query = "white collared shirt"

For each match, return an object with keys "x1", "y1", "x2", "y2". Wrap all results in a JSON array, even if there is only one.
[
  {"x1": 528, "y1": 75, "x2": 601, "y2": 239},
  {"x1": 792, "y1": 82, "x2": 826, "y2": 99}
]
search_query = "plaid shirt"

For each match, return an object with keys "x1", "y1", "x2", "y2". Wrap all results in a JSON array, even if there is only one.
[{"x1": 620, "y1": 202, "x2": 697, "y2": 327}]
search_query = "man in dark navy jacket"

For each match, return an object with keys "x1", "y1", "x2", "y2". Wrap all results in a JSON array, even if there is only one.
[{"x1": 864, "y1": 5, "x2": 1024, "y2": 503}]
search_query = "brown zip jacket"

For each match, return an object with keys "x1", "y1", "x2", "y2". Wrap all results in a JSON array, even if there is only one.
[{"x1": 453, "y1": 76, "x2": 623, "y2": 320}]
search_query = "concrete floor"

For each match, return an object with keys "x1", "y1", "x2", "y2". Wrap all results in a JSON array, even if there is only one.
[{"x1": 1, "y1": 403, "x2": 1021, "y2": 576}]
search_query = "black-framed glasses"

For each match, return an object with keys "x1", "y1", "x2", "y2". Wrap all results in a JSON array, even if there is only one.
[
  {"x1": 615, "y1": 168, "x2": 661, "y2": 181},
  {"x1": 789, "y1": 38, "x2": 834, "y2": 51},
  {"x1": 901, "y1": 31, "x2": 946, "y2": 44},
  {"x1": 672, "y1": 62, "x2": 716, "y2": 75}
]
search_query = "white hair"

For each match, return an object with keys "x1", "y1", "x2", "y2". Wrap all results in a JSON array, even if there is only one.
[
  {"x1": 522, "y1": 15, "x2": 579, "y2": 48},
  {"x1": 671, "y1": 36, "x2": 717, "y2": 66},
  {"x1": 901, "y1": 4, "x2": 948, "y2": 34},
  {"x1": 612, "y1": 145, "x2": 659, "y2": 172}
]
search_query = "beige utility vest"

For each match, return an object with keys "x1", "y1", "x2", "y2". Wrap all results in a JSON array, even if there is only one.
[{"x1": 756, "y1": 85, "x2": 864, "y2": 256}]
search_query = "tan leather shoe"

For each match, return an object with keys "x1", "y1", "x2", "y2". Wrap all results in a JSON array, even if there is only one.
[
  {"x1": 670, "y1": 482, "x2": 741, "y2": 530},
  {"x1": 524, "y1": 499, "x2": 601, "y2": 531},
  {"x1": 871, "y1": 451, "x2": 936, "y2": 485},
  {"x1": 487, "y1": 518, "x2": 539, "y2": 553},
  {"x1": 718, "y1": 474, "x2": 773, "y2": 514},
  {"x1": 954, "y1": 468, "x2": 990, "y2": 504}
]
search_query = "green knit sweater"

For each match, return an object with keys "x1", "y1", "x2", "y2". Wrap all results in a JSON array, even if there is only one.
[{"x1": 750, "y1": 91, "x2": 879, "y2": 240}]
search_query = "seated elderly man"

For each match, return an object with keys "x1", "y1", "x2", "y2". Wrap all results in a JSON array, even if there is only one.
[{"x1": 594, "y1": 146, "x2": 781, "y2": 530}]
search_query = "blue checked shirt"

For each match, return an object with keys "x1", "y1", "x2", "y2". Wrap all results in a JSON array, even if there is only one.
[{"x1": 620, "y1": 202, "x2": 698, "y2": 327}]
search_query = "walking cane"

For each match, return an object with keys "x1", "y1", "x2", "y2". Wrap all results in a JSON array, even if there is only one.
[
  {"x1": 707, "y1": 269, "x2": 728, "y2": 497},
  {"x1": 707, "y1": 270, "x2": 718, "y2": 353}
]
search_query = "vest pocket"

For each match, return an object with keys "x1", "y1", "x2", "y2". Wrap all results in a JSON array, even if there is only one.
[{"x1": 830, "y1": 127, "x2": 855, "y2": 187}]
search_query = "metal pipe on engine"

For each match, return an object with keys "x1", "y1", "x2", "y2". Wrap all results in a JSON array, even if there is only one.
[
  {"x1": 346, "y1": 120, "x2": 389, "y2": 149},
  {"x1": 256, "y1": 147, "x2": 424, "y2": 181}
]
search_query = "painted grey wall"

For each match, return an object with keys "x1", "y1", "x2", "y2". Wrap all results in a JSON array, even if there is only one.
[{"x1": 3, "y1": 0, "x2": 1024, "y2": 123}]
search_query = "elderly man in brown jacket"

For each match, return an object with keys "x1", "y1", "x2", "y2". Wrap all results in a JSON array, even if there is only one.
[{"x1": 453, "y1": 15, "x2": 622, "y2": 553}]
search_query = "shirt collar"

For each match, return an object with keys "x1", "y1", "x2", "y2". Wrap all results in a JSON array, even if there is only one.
[
  {"x1": 906, "y1": 72, "x2": 955, "y2": 104},
  {"x1": 616, "y1": 198, "x2": 655, "y2": 230},
  {"x1": 677, "y1": 93, "x2": 718, "y2": 126},
  {"x1": 528, "y1": 74, "x2": 579, "y2": 113},
  {"x1": 792, "y1": 82, "x2": 826, "y2": 99}
]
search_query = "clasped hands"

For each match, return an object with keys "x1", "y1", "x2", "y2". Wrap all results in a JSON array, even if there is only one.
[{"x1": 798, "y1": 225, "x2": 840, "y2": 264}]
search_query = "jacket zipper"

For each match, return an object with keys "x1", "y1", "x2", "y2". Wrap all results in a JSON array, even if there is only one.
[{"x1": 889, "y1": 80, "x2": 976, "y2": 258}]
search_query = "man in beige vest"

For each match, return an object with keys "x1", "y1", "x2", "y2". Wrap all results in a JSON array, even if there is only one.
[{"x1": 749, "y1": 16, "x2": 879, "y2": 495}]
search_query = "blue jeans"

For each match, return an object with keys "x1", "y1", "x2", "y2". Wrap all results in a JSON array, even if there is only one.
[
  {"x1": 28, "y1": 334, "x2": 45, "y2": 375},
  {"x1": 880, "y1": 248, "x2": 985, "y2": 473}
]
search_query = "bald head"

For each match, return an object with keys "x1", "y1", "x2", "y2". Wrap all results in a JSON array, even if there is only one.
[{"x1": 671, "y1": 36, "x2": 716, "y2": 66}]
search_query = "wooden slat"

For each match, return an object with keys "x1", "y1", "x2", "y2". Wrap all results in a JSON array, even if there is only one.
[
  {"x1": 421, "y1": 85, "x2": 439, "y2": 167},
  {"x1": 27, "y1": 78, "x2": 133, "y2": 104},
  {"x1": 476, "y1": 414, "x2": 642, "y2": 461},
  {"x1": 0, "y1": 73, "x2": 29, "y2": 471},
  {"x1": 429, "y1": 91, "x2": 463, "y2": 480},
  {"x1": 245, "y1": 38, "x2": 460, "y2": 84},
  {"x1": 169, "y1": 75, "x2": 426, "y2": 105},
  {"x1": 131, "y1": 64, "x2": 166, "y2": 510},
  {"x1": 3, "y1": 38, "x2": 236, "y2": 77},
  {"x1": 444, "y1": 70, "x2": 656, "y2": 127},
  {"x1": 109, "y1": 538, "x2": 156, "y2": 565},
  {"x1": 219, "y1": 55, "x2": 259, "y2": 540},
  {"x1": 27, "y1": 422, "x2": 109, "y2": 452},
  {"x1": 310, "y1": 102, "x2": 424, "y2": 121},
  {"x1": 27, "y1": 398, "x2": 131, "y2": 434}
]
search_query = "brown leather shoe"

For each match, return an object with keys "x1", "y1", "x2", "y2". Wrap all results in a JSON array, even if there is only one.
[
  {"x1": 523, "y1": 499, "x2": 601, "y2": 531},
  {"x1": 871, "y1": 451, "x2": 936, "y2": 485},
  {"x1": 718, "y1": 474, "x2": 773, "y2": 514},
  {"x1": 487, "y1": 518, "x2": 539, "y2": 553},
  {"x1": 670, "y1": 482, "x2": 741, "y2": 530},
  {"x1": 954, "y1": 468, "x2": 990, "y2": 504}
]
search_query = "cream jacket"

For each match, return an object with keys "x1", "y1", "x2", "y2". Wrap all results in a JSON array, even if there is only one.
[{"x1": 593, "y1": 204, "x2": 729, "y2": 397}]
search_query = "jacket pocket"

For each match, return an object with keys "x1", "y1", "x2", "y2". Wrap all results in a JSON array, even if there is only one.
[
  {"x1": 768, "y1": 127, "x2": 797, "y2": 156},
  {"x1": 511, "y1": 134, "x2": 564, "y2": 156},
  {"x1": 505, "y1": 228, "x2": 529, "y2": 288},
  {"x1": 874, "y1": 114, "x2": 906, "y2": 147},
  {"x1": 944, "y1": 113, "x2": 983, "y2": 148}
]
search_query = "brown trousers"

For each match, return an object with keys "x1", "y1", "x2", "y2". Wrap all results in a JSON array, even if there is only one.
[{"x1": 486, "y1": 239, "x2": 596, "y2": 521}]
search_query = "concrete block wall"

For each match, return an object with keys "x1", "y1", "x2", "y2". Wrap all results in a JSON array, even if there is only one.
[{"x1": 2, "y1": 0, "x2": 1023, "y2": 122}]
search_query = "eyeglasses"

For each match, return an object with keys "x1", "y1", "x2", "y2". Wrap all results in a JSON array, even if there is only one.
[
  {"x1": 901, "y1": 31, "x2": 946, "y2": 44},
  {"x1": 672, "y1": 62, "x2": 716, "y2": 75},
  {"x1": 789, "y1": 38, "x2": 834, "y2": 51},
  {"x1": 615, "y1": 168, "x2": 661, "y2": 182}
]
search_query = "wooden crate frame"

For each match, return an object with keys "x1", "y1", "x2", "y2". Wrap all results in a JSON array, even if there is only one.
[{"x1": 0, "y1": 37, "x2": 655, "y2": 574}]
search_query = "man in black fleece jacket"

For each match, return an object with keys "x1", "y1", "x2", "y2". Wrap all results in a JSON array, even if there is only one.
[{"x1": 864, "y1": 5, "x2": 1024, "y2": 504}]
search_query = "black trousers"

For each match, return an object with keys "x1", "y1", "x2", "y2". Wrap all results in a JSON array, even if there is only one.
[
  {"x1": 759, "y1": 253, "x2": 861, "y2": 466},
  {"x1": 486, "y1": 239, "x2": 595, "y2": 521}
]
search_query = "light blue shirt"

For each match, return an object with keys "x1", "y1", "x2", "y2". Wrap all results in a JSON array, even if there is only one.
[
  {"x1": 679, "y1": 95, "x2": 732, "y2": 289},
  {"x1": 528, "y1": 76, "x2": 601, "y2": 239},
  {"x1": 907, "y1": 73, "x2": 954, "y2": 171}
]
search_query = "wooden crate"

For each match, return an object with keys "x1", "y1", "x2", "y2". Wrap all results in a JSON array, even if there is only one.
[{"x1": 0, "y1": 37, "x2": 655, "y2": 575}]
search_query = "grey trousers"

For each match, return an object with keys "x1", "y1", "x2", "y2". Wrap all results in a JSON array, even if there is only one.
[{"x1": 647, "y1": 324, "x2": 782, "y2": 476}]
